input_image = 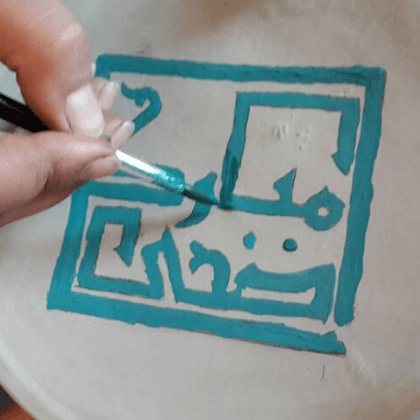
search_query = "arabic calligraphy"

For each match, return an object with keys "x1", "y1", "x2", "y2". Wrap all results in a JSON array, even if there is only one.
[{"x1": 47, "y1": 56, "x2": 386, "y2": 355}]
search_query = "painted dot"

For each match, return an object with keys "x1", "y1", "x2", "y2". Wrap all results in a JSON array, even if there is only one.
[
  {"x1": 243, "y1": 232, "x2": 257, "y2": 250},
  {"x1": 283, "y1": 238, "x2": 297, "y2": 252}
]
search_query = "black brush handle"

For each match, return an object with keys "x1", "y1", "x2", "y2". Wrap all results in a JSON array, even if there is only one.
[{"x1": 0, "y1": 92, "x2": 49, "y2": 133}]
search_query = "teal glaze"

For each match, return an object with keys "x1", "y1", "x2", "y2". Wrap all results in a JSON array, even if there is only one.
[
  {"x1": 151, "y1": 165, "x2": 185, "y2": 195},
  {"x1": 233, "y1": 263, "x2": 336, "y2": 323},
  {"x1": 189, "y1": 241, "x2": 230, "y2": 298},
  {"x1": 175, "y1": 173, "x2": 217, "y2": 228},
  {"x1": 95, "y1": 55, "x2": 379, "y2": 87},
  {"x1": 48, "y1": 179, "x2": 344, "y2": 353},
  {"x1": 226, "y1": 169, "x2": 345, "y2": 231},
  {"x1": 47, "y1": 57, "x2": 386, "y2": 354},
  {"x1": 78, "y1": 205, "x2": 164, "y2": 299},
  {"x1": 283, "y1": 239, "x2": 298, "y2": 252},
  {"x1": 303, "y1": 187, "x2": 345, "y2": 231},
  {"x1": 79, "y1": 205, "x2": 140, "y2": 269},
  {"x1": 171, "y1": 239, "x2": 336, "y2": 322},
  {"x1": 243, "y1": 232, "x2": 257, "y2": 250},
  {"x1": 334, "y1": 68, "x2": 386, "y2": 326},
  {"x1": 47, "y1": 292, "x2": 346, "y2": 354},
  {"x1": 220, "y1": 92, "x2": 353, "y2": 230},
  {"x1": 120, "y1": 84, "x2": 162, "y2": 133}
]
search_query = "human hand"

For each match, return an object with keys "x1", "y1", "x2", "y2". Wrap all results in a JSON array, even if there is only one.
[{"x1": 0, "y1": 0, "x2": 133, "y2": 227}]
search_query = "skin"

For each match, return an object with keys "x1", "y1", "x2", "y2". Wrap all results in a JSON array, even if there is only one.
[
  {"x1": 0, "y1": 0, "x2": 129, "y2": 228},
  {"x1": 0, "y1": 1, "x2": 131, "y2": 416},
  {"x1": 0, "y1": 0, "x2": 92, "y2": 131},
  {"x1": 0, "y1": 402, "x2": 32, "y2": 420}
]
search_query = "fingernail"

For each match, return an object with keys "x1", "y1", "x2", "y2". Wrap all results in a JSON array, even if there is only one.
[
  {"x1": 111, "y1": 120, "x2": 135, "y2": 148},
  {"x1": 98, "y1": 81, "x2": 120, "y2": 110},
  {"x1": 79, "y1": 155, "x2": 120, "y2": 181},
  {"x1": 66, "y1": 84, "x2": 105, "y2": 138}
]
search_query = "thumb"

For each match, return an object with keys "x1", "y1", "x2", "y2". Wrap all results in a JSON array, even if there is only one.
[{"x1": 0, "y1": 132, "x2": 119, "y2": 227}]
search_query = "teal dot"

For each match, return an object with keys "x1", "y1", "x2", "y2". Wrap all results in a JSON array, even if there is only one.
[
  {"x1": 283, "y1": 238, "x2": 297, "y2": 252},
  {"x1": 243, "y1": 232, "x2": 257, "y2": 250}
]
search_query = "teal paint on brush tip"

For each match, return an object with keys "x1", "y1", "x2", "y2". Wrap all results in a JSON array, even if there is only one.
[
  {"x1": 116, "y1": 151, "x2": 220, "y2": 206},
  {"x1": 116, "y1": 150, "x2": 185, "y2": 193},
  {"x1": 182, "y1": 185, "x2": 220, "y2": 206},
  {"x1": 176, "y1": 173, "x2": 218, "y2": 228}
]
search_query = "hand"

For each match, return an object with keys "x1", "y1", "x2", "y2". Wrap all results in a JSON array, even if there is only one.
[{"x1": 0, "y1": 0, "x2": 133, "y2": 227}]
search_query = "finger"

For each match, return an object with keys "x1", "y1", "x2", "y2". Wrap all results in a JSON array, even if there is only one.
[
  {"x1": 102, "y1": 112, "x2": 125, "y2": 140},
  {"x1": 65, "y1": 83, "x2": 105, "y2": 137},
  {"x1": 110, "y1": 121, "x2": 136, "y2": 148},
  {"x1": 0, "y1": 1, "x2": 103, "y2": 136},
  {"x1": 91, "y1": 78, "x2": 109, "y2": 100},
  {"x1": 66, "y1": 78, "x2": 122, "y2": 136},
  {"x1": 0, "y1": 186, "x2": 74, "y2": 227},
  {"x1": 92, "y1": 78, "x2": 121, "y2": 111},
  {"x1": 101, "y1": 111, "x2": 135, "y2": 148},
  {"x1": 0, "y1": 132, "x2": 119, "y2": 227},
  {"x1": 91, "y1": 80, "x2": 134, "y2": 147}
]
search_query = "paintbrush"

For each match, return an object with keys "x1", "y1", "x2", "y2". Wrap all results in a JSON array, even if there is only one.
[{"x1": 0, "y1": 91, "x2": 219, "y2": 206}]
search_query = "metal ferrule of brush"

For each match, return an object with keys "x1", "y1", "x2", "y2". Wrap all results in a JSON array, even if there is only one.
[{"x1": 115, "y1": 150, "x2": 185, "y2": 193}]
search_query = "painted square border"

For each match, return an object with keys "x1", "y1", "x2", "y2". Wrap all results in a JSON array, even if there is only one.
[{"x1": 47, "y1": 57, "x2": 386, "y2": 354}]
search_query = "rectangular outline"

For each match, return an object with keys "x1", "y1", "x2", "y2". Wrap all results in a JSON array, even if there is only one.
[
  {"x1": 47, "y1": 57, "x2": 386, "y2": 354},
  {"x1": 219, "y1": 91, "x2": 359, "y2": 230}
]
